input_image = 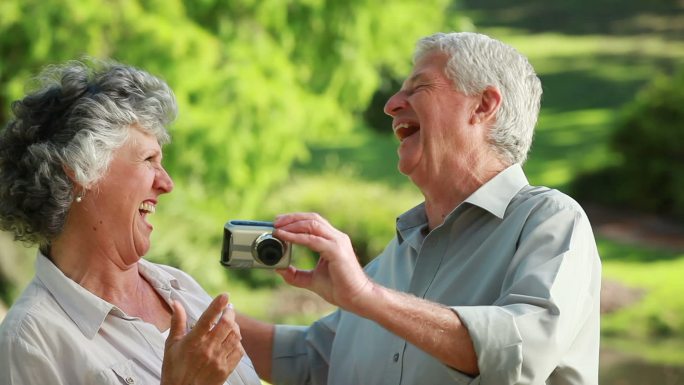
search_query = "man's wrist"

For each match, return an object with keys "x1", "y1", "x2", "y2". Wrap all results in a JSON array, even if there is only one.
[{"x1": 347, "y1": 280, "x2": 385, "y2": 319}]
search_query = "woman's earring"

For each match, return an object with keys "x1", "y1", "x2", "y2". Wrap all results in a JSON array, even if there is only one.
[{"x1": 75, "y1": 192, "x2": 83, "y2": 203}]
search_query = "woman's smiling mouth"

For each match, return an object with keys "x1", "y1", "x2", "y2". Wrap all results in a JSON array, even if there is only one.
[{"x1": 139, "y1": 201, "x2": 156, "y2": 216}]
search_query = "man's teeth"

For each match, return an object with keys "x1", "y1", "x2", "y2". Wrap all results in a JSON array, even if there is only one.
[
  {"x1": 394, "y1": 123, "x2": 410, "y2": 133},
  {"x1": 139, "y1": 202, "x2": 156, "y2": 214}
]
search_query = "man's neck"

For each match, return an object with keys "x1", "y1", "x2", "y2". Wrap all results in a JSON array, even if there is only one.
[{"x1": 420, "y1": 160, "x2": 508, "y2": 230}]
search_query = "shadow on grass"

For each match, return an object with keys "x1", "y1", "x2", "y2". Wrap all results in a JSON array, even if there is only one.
[
  {"x1": 600, "y1": 347, "x2": 684, "y2": 385},
  {"x1": 597, "y1": 238, "x2": 683, "y2": 263},
  {"x1": 540, "y1": 65, "x2": 655, "y2": 112},
  {"x1": 461, "y1": 0, "x2": 684, "y2": 37}
]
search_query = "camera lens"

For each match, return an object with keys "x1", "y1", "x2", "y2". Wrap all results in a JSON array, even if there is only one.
[{"x1": 254, "y1": 234, "x2": 284, "y2": 266}]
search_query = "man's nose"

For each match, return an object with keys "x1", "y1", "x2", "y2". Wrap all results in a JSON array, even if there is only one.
[{"x1": 383, "y1": 90, "x2": 407, "y2": 117}]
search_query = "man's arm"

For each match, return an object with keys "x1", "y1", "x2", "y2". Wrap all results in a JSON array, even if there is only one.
[
  {"x1": 274, "y1": 213, "x2": 479, "y2": 375},
  {"x1": 274, "y1": 191, "x2": 602, "y2": 382},
  {"x1": 360, "y1": 282, "x2": 479, "y2": 374},
  {"x1": 235, "y1": 313, "x2": 275, "y2": 383}
]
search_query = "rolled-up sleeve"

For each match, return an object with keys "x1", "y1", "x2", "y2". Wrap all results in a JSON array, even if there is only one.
[{"x1": 453, "y1": 199, "x2": 601, "y2": 384}]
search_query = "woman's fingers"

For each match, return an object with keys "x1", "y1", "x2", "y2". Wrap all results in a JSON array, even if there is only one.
[
  {"x1": 191, "y1": 293, "x2": 229, "y2": 335},
  {"x1": 209, "y1": 304, "x2": 241, "y2": 343},
  {"x1": 162, "y1": 295, "x2": 245, "y2": 385},
  {"x1": 167, "y1": 300, "x2": 187, "y2": 343}
]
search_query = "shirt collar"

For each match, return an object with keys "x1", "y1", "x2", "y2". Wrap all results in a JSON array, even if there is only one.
[
  {"x1": 395, "y1": 164, "x2": 528, "y2": 245},
  {"x1": 137, "y1": 258, "x2": 183, "y2": 292},
  {"x1": 35, "y1": 252, "x2": 183, "y2": 339},
  {"x1": 35, "y1": 252, "x2": 113, "y2": 339},
  {"x1": 462, "y1": 163, "x2": 529, "y2": 219}
]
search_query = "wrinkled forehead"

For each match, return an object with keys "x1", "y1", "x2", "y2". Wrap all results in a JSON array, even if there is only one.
[{"x1": 401, "y1": 51, "x2": 450, "y2": 88}]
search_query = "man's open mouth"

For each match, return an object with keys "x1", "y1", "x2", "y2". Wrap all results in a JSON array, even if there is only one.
[{"x1": 393, "y1": 122, "x2": 420, "y2": 141}]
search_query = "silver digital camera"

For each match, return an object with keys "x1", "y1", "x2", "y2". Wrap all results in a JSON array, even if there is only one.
[{"x1": 221, "y1": 220, "x2": 291, "y2": 269}]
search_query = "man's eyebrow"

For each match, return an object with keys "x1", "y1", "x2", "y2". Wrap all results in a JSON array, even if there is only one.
[
  {"x1": 402, "y1": 72, "x2": 429, "y2": 89},
  {"x1": 407, "y1": 72, "x2": 427, "y2": 83}
]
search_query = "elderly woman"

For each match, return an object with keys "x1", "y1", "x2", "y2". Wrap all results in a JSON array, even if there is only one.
[{"x1": 0, "y1": 60, "x2": 260, "y2": 385}]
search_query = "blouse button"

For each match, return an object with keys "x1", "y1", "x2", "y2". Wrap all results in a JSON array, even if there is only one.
[
  {"x1": 393, "y1": 353, "x2": 400, "y2": 362},
  {"x1": 125, "y1": 377, "x2": 135, "y2": 384}
]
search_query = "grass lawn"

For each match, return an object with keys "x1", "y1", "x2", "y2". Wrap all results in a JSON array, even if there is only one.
[{"x1": 600, "y1": 238, "x2": 684, "y2": 364}]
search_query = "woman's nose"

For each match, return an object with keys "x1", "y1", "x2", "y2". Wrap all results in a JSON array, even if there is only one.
[{"x1": 155, "y1": 166, "x2": 174, "y2": 193}]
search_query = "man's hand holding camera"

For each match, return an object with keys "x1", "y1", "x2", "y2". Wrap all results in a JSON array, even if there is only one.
[{"x1": 272, "y1": 212, "x2": 375, "y2": 313}]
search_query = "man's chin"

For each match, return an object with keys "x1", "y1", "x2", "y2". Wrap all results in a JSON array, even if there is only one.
[{"x1": 397, "y1": 162, "x2": 418, "y2": 179}]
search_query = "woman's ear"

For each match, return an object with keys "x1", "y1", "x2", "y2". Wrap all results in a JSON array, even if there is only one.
[
  {"x1": 62, "y1": 164, "x2": 79, "y2": 184},
  {"x1": 62, "y1": 165, "x2": 87, "y2": 194},
  {"x1": 470, "y1": 86, "x2": 502, "y2": 125}
]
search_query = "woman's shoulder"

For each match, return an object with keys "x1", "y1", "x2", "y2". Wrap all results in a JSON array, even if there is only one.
[{"x1": 0, "y1": 278, "x2": 69, "y2": 349}]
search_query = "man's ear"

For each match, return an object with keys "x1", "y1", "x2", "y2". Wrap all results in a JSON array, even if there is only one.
[{"x1": 470, "y1": 86, "x2": 502, "y2": 125}]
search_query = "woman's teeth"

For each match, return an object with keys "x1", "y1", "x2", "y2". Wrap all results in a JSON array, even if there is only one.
[{"x1": 139, "y1": 202, "x2": 155, "y2": 214}]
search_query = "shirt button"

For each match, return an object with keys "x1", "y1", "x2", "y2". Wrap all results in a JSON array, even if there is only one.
[
  {"x1": 393, "y1": 353, "x2": 400, "y2": 362},
  {"x1": 125, "y1": 377, "x2": 135, "y2": 384}
]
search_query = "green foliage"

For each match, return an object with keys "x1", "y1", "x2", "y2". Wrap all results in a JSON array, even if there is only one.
[
  {"x1": 0, "y1": 0, "x2": 456, "y2": 213},
  {"x1": 611, "y1": 68, "x2": 684, "y2": 217},
  {"x1": 257, "y1": 172, "x2": 422, "y2": 266},
  {"x1": 0, "y1": 232, "x2": 35, "y2": 306},
  {"x1": 0, "y1": 0, "x2": 459, "y2": 295},
  {"x1": 572, "y1": 67, "x2": 684, "y2": 220}
]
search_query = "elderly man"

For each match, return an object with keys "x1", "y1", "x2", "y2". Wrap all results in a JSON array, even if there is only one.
[{"x1": 238, "y1": 32, "x2": 601, "y2": 385}]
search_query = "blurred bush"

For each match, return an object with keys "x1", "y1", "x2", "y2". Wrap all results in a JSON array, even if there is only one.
[
  {"x1": 258, "y1": 172, "x2": 422, "y2": 266},
  {"x1": 0, "y1": 0, "x2": 465, "y2": 300},
  {"x1": 572, "y1": 66, "x2": 684, "y2": 221},
  {"x1": 0, "y1": 231, "x2": 34, "y2": 307}
]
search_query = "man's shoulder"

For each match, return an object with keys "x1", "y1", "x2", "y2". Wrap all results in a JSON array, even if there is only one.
[{"x1": 514, "y1": 185, "x2": 586, "y2": 216}]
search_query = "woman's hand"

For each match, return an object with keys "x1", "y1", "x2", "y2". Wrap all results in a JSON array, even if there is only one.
[{"x1": 161, "y1": 294, "x2": 244, "y2": 385}]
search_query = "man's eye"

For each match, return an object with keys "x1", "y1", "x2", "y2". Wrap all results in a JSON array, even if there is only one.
[{"x1": 411, "y1": 84, "x2": 426, "y2": 94}]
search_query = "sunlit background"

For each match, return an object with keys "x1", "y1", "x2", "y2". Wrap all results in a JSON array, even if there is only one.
[{"x1": 1, "y1": 0, "x2": 683, "y2": 383}]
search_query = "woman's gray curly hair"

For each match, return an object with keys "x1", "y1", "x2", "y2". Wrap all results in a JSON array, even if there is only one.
[{"x1": 0, "y1": 59, "x2": 177, "y2": 246}]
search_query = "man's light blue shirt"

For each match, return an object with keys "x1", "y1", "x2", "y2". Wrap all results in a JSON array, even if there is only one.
[{"x1": 272, "y1": 164, "x2": 601, "y2": 385}]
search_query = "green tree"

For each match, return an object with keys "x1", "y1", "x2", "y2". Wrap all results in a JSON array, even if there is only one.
[
  {"x1": 572, "y1": 66, "x2": 684, "y2": 220},
  {"x1": 1, "y1": 0, "x2": 464, "y2": 296}
]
